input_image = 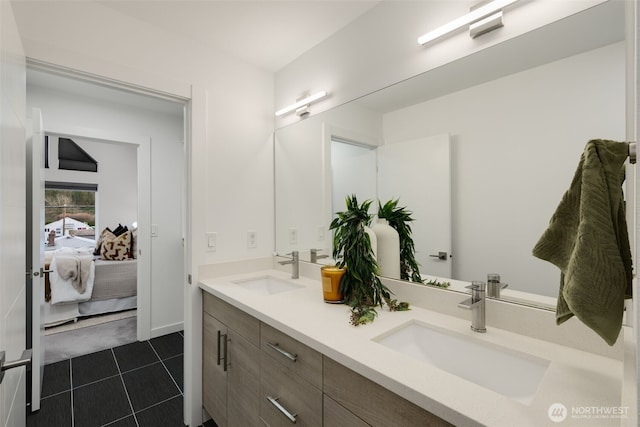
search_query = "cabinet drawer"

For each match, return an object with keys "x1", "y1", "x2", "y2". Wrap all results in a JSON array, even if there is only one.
[
  {"x1": 323, "y1": 356, "x2": 453, "y2": 427},
  {"x1": 324, "y1": 395, "x2": 370, "y2": 427},
  {"x1": 260, "y1": 351, "x2": 322, "y2": 427},
  {"x1": 261, "y1": 323, "x2": 322, "y2": 388},
  {"x1": 203, "y1": 292, "x2": 260, "y2": 346}
]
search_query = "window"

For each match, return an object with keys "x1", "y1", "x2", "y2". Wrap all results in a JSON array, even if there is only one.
[{"x1": 45, "y1": 182, "x2": 97, "y2": 238}]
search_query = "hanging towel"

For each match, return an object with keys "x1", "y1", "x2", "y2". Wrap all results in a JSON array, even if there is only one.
[{"x1": 532, "y1": 139, "x2": 633, "y2": 346}]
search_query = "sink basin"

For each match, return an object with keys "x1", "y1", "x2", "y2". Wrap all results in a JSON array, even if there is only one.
[
  {"x1": 233, "y1": 276, "x2": 304, "y2": 295},
  {"x1": 373, "y1": 321, "x2": 549, "y2": 404}
]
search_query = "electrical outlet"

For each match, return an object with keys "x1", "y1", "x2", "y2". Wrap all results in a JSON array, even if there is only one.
[
  {"x1": 289, "y1": 228, "x2": 298, "y2": 245},
  {"x1": 206, "y1": 232, "x2": 217, "y2": 252},
  {"x1": 151, "y1": 224, "x2": 159, "y2": 237},
  {"x1": 247, "y1": 230, "x2": 257, "y2": 248},
  {"x1": 317, "y1": 226, "x2": 325, "y2": 241}
]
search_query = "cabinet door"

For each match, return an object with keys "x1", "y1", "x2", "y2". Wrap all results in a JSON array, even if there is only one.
[
  {"x1": 227, "y1": 328, "x2": 261, "y2": 426},
  {"x1": 203, "y1": 312, "x2": 228, "y2": 427}
]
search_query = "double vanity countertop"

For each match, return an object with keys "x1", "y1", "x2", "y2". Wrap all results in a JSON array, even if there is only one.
[{"x1": 199, "y1": 264, "x2": 624, "y2": 427}]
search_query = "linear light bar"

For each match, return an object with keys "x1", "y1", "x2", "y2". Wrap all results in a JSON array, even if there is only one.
[
  {"x1": 418, "y1": 0, "x2": 519, "y2": 45},
  {"x1": 275, "y1": 91, "x2": 328, "y2": 117}
]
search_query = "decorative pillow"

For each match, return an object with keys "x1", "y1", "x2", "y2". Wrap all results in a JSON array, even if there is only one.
[
  {"x1": 101, "y1": 230, "x2": 132, "y2": 260},
  {"x1": 112, "y1": 224, "x2": 129, "y2": 237},
  {"x1": 94, "y1": 228, "x2": 115, "y2": 255}
]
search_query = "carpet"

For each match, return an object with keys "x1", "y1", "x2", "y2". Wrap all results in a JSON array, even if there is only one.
[{"x1": 43, "y1": 316, "x2": 137, "y2": 364}]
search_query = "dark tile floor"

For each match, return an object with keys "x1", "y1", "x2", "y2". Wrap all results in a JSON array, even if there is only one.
[{"x1": 27, "y1": 332, "x2": 186, "y2": 427}]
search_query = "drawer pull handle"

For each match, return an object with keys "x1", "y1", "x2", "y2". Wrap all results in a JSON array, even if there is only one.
[
  {"x1": 216, "y1": 330, "x2": 222, "y2": 366},
  {"x1": 222, "y1": 333, "x2": 229, "y2": 372},
  {"x1": 267, "y1": 396, "x2": 297, "y2": 423},
  {"x1": 217, "y1": 330, "x2": 229, "y2": 371},
  {"x1": 267, "y1": 342, "x2": 297, "y2": 362}
]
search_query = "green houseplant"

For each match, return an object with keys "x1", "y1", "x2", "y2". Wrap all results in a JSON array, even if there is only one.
[
  {"x1": 330, "y1": 195, "x2": 409, "y2": 325},
  {"x1": 377, "y1": 199, "x2": 421, "y2": 283}
]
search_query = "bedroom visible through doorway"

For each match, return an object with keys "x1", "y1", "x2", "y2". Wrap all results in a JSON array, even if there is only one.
[{"x1": 27, "y1": 64, "x2": 186, "y2": 362}]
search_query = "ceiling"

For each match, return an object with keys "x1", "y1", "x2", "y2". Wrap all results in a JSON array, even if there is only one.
[
  {"x1": 95, "y1": 0, "x2": 380, "y2": 72},
  {"x1": 18, "y1": 0, "x2": 381, "y2": 114}
]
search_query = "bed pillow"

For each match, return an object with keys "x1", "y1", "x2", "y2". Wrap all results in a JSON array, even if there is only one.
[
  {"x1": 112, "y1": 224, "x2": 129, "y2": 237},
  {"x1": 101, "y1": 230, "x2": 132, "y2": 260},
  {"x1": 94, "y1": 228, "x2": 115, "y2": 255}
]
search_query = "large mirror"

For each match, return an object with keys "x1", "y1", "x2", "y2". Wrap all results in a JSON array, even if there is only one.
[{"x1": 275, "y1": 1, "x2": 627, "y2": 309}]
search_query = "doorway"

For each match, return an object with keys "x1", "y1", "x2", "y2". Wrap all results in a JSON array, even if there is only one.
[{"x1": 26, "y1": 65, "x2": 187, "y2": 389}]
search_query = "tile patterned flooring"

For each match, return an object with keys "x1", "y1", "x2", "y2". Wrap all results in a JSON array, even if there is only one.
[{"x1": 27, "y1": 332, "x2": 186, "y2": 427}]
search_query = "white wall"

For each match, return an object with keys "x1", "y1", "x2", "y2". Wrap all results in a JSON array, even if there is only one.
[
  {"x1": 27, "y1": 85, "x2": 185, "y2": 337},
  {"x1": 44, "y1": 134, "x2": 137, "y2": 232},
  {"x1": 382, "y1": 41, "x2": 625, "y2": 297}
]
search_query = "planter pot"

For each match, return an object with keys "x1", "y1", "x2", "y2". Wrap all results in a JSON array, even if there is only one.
[{"x1": 320, "y1": 266, "x2": 346, "y2": 303}]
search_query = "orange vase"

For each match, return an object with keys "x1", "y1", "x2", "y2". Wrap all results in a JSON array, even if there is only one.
[{"x1": 320, "y1": 266, "x2": 345, "y2": 303}]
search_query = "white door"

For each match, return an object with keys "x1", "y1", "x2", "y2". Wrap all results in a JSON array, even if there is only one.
[
  {"x1": 377, "y1": 134, "x2": 452, "y2": 278},
  {"x1": 331, "y1": 139, "x2": 377, "y2": 215},
  {"x1": 27, "y1": 108, "x2": 45, "y2": 411},
  {"x1": 0, "y1": 0, "x2": 28, "y2": 423}
]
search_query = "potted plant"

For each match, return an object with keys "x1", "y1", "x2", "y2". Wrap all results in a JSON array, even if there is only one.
[
  {"x1": 378, "y1": 199, "x2": 421, "y2": 283},
  {"x1": 330, "y1": 195, "x2": 409, "y2": 325}
]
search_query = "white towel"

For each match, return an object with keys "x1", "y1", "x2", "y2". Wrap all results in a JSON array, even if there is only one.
[{"x1": 50, "y1": 248, "x2": 96, "y2": 304}]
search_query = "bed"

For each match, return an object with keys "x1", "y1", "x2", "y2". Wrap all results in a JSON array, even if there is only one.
[{"x1": 43, "y1": 234, "x2": 137, "y2": 327}]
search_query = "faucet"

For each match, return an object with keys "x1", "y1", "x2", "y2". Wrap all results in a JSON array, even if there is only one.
[
  {"x1": 310, "y1": 248, "x2": 329, "y2": 263},
  {"x1": 458, "y1": 281, "x2": 486, "y2": 333},
  {"x1": 487, "y1": 273, "x2": 508, "y2": 298},
  {"x1": 279, "y1": 251, "x2": 299, "y2": 279}
]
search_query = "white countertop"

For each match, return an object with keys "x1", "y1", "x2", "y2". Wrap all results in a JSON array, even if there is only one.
[{"x1": 199, "y1": 268, "x2": 624, "y2": 427}]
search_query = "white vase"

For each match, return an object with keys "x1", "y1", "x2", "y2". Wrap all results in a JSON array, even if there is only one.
[
  {"x1": 364, "y1": 225, "x2": 377, "y2": 261},
  {"x1": 371, "y1": 218, "x2": 400, "y2": 279}
]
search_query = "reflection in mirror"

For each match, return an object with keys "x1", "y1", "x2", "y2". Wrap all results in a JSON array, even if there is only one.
[{"x1": 274, "y1": 1, "x2": 626, "y2": 309}]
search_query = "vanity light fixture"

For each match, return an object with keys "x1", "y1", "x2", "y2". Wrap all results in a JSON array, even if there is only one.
[
  {"x1": 275, "y1": 91, "x2": 328, "y2": 117},
  {"x1": 418, "y1": 0, "x2": 519, "y2": 45}
]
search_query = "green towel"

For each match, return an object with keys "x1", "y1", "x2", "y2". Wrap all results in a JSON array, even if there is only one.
[{"x1": 532, "y1": 139, "x2": 633, "y2": 346}]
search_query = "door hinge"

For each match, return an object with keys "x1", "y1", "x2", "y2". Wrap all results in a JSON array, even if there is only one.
[{"x1": 188, "y1": 274, "x2": 192, "y2": 285}]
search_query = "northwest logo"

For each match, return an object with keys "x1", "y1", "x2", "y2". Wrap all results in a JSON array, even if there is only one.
[{"x1": 548, "y1": 403, "x2": 568, "y2": 423}]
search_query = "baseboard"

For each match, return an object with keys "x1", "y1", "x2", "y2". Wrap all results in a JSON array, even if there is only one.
[{"x1": 151, "y1": 321, "x2": 184, "y2": 338}]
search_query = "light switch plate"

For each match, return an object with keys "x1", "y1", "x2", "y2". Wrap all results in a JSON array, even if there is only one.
[
  {"x1": 289, "y1": 228, "x2": 298, "y2": 245},
  {"x1": 206, "y1": 232, "x2": 217, "y2": 252},
  {"x1": 247, "y1": 230, "x2": 257, "y2": 248},
  {"x1": 151, "y1": 224, "x2": 159, "y2": 237}
]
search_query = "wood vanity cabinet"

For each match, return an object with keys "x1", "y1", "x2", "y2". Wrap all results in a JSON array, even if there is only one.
[
  {"x1": 202, "y1": 291, "x2": 452, "y2": 427},
  {"x1": 202, "y1": 293, "x2": 261, "y2": 427}
]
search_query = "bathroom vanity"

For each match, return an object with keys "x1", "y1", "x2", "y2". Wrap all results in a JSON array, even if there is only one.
[{"x1": 199, "y1": 258, "x2": 624, "y2": 426}]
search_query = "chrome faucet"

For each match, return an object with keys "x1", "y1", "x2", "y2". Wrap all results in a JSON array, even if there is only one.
[
  {"x1": 487, "y1": 273, "x2": 508, "y2": 298},
  {"x1": 458, "y1": 281, "x2": 486, "y2": 333},
  {"x1": 279, "y1": 251, "x2": 299, "y2": 279},
  {"x1": 310, "y1": 248, "x2": 329, "y2": 263}
]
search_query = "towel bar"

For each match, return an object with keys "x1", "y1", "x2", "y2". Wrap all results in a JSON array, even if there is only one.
[{"x1": 629, "y1": 142, "x2": 636, "y2": 164}]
